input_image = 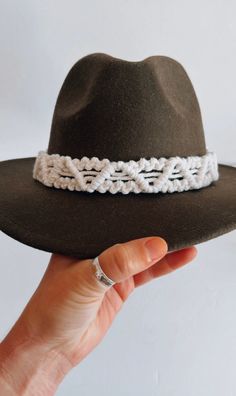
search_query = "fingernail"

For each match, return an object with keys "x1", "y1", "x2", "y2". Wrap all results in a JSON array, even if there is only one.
[{"x1": 145, "y1": 238, "x2": 167, "y2": 262}]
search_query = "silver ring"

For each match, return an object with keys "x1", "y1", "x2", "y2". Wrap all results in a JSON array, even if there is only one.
[{"x1": 91, "y1": 256, "x2": 116, "y2": 287}]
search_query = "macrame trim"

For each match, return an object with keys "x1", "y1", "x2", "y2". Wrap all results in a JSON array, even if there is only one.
[{"x1": 32, "y1": 150, "x2": 219, "y2": 194}]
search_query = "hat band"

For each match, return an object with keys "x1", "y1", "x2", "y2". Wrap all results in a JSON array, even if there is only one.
[{"x1": 32, "y1": 150, "x2": 219, "y2": 195}]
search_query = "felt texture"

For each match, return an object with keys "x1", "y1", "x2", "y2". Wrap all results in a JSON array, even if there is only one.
[
  {"x1": 0, "y1": 52, "x2": 235, "y2": 259},
  {"x1": 48, "y1": 53, "x2": 206, "y2": 160}
]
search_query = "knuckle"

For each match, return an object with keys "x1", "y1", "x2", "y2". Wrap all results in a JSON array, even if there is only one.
[
  {"x1": 165, "y1": 255, "x2": 174, "y2": 272},
  {"x1": 110, "y1": 244, "x2": 131, "y2": 277}
]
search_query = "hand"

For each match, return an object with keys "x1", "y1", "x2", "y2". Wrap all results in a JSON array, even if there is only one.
[{"x1": 0, "y1": 236, "x2": 197, "y2": 395}]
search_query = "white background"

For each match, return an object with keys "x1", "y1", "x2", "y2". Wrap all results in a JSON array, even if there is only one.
[{"x1": 0, "y1": 1, "x2": 236, "y2": 395}]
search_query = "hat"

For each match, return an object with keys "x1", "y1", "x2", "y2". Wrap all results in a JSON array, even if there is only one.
[{"x1": 0, "y1": 53, "x2": 235, "y2": 259}]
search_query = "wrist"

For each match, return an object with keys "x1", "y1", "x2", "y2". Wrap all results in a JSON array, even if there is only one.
[{"x1": 0, "y1": 321, "x2": 73, "y2": 396}]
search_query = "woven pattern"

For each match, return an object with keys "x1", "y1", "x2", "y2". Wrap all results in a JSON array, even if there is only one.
[{"x1": 32, "y1": 150, "x2": 219, "y2": 194}]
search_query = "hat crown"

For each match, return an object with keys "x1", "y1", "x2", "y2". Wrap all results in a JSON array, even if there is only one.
[{"x1": 47, "y1": 53, "x2": 206, "y2": 161}]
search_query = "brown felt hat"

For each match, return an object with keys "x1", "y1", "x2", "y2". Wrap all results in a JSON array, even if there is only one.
[{"x1": 0, "y1": 52, "x2": 235, "y2": 259}]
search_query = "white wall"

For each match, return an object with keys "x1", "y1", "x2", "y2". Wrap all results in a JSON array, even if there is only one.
[{"x1": 0, "y1": 1, "x2": 235, "y2": 395}]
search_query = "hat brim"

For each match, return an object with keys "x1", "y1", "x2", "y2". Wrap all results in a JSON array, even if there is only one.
[{"x1": 0, "y1": 157, "x2": 235, "y2": 259}]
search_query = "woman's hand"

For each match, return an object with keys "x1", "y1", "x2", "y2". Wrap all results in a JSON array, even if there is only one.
[{"x1": 0, "y1": 236, "x2": 197, "y2": 395}]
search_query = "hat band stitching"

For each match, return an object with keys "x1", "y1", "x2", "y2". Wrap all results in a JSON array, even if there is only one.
[{"x1": 32, "y1": 150, "x2": 219, "y2": 194}]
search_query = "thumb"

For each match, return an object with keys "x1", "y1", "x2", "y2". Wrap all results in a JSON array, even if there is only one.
[{"x1": 77, "y1": 236, "x2": 168, "y2": 294}]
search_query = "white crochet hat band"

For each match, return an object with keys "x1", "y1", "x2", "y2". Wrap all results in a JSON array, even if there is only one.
[{"x1": 32, "y1": 150, "x2": 219, "y2": 195}]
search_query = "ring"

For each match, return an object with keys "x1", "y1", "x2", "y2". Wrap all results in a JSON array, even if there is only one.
[{"x1": 91, "y1": 256, "x2": 116, "y2": 287}]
